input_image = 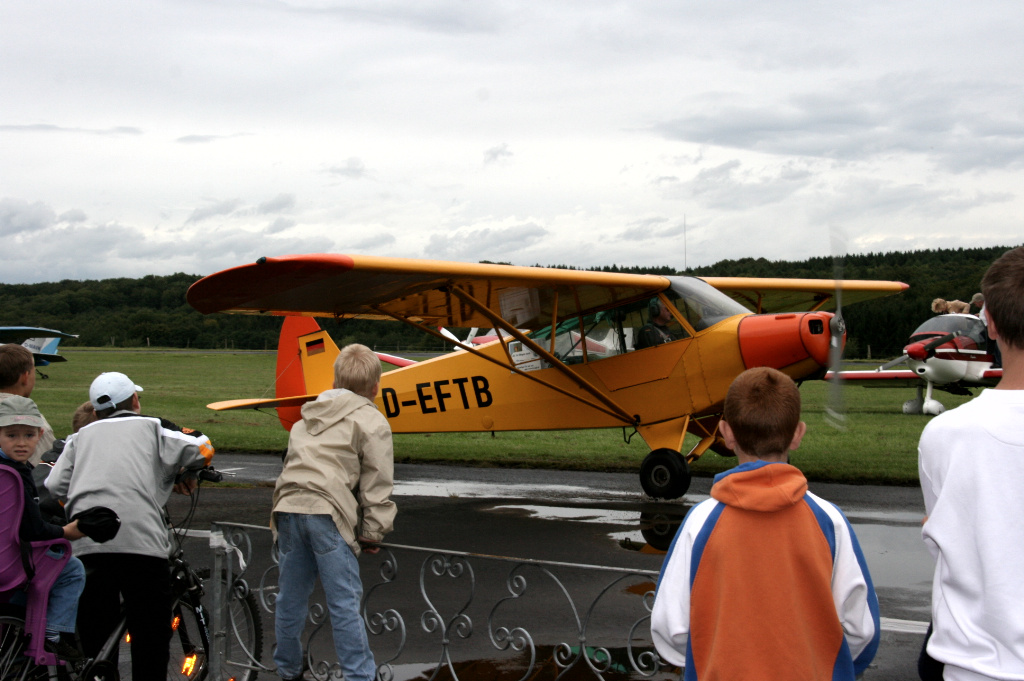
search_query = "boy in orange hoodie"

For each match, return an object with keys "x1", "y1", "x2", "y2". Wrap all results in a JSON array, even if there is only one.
[{"x1": 651, "y1": 367, "x2": 879, "y2": 680}]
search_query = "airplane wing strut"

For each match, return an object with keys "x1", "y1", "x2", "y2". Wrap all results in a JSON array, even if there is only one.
[{"x1": 376, "y1": 285, "x2": 639, "y2": 426}]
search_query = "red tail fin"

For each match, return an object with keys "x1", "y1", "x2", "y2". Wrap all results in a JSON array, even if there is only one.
[{"x1": 275, "y1": 317, "x2": 322, "y2": 431}]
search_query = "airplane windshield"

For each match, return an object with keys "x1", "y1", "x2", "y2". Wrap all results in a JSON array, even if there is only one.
[
  {"x1": 515, "y1": 276, "x2": 750, "y2": 370},
  {"x1": 914, "y1": 314, "x2": 987, "y2": 348},
  {"x1": 666, "y1": 277, "x2": 751, "y2": 331}
]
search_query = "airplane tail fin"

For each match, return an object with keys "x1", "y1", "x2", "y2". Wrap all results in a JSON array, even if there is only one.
[
  {"x1": 22, "y1": 337, "x2": 66, "y2": 366},
  {"x1": 275, "y1": 316, "x2": 340, "y2": 430}
]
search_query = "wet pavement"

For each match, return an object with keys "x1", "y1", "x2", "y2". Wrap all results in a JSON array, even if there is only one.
[{"x1": 173, "y1": 455, "x2": 932, "y2": 680}]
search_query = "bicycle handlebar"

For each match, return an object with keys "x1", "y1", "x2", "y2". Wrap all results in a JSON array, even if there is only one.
[
  {"x1": 197, "y1": 467, "x2": 223, "y2": 483},
  {"x1": 175, "y1": 465, "x2": 223, "y2": 485}
]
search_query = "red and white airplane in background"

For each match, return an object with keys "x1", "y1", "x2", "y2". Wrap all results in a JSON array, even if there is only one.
[{"x1": 828, "y1": 313, "x2": 1002, "y2": 415}]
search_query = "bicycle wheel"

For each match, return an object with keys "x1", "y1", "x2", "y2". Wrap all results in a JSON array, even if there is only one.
[
  {"x1": 0, "y1": 607, "x2": 49, "y2": 681},
  {"x1": 166, "y1": 588, "x2": 263, "y2": 681},
  {"x1": 222, "y1": 589, "x2": 263, "y2": 681},
  {"x1": 168, "y1": 599, "x2": 210, "y2": 681}
]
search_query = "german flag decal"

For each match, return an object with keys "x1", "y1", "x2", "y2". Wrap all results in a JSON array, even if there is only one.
[{"x1": 305, "y1": 338, "x2": 326, "y2": 356}]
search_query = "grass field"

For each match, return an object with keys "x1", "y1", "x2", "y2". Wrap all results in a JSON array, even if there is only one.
[{"x1": 33, "y1": 349, "x2": 974, "y2": 486}]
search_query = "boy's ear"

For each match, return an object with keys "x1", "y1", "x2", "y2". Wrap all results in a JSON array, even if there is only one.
[
  {"x1": 719, "y1": 420, "x2": 738, "y2": 451},
  {"x1": 788, "y1": 421, "x2": 807, "y2": 451},
  {"x1": 369, "y1": 381, "x2": 380, "y2": 399},
  {"x1": 987, "y1": 314, "x2": 1001, "y2": 341}
]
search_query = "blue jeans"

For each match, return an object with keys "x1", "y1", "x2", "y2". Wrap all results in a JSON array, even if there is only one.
[
  {"x1": 46, "y1": 550, "x2": 85, "y2": 634},
  {"x1": 273, "y1": 513, "x2": 376, "y2": 681}
]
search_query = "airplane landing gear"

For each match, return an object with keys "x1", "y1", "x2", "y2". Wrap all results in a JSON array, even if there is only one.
[
  {"x1": 640, "y1": 448, "x2": 691, "y2": 499},
  {"x1": 902, "y1": 384, "x2": 945, "y2": 415}
]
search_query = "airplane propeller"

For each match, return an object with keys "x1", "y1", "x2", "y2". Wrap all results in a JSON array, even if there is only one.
[
  {"x1": 874, "y1": 331, "x2": 959, "y2": 373},
  {"x1": 824, "y1": 229, "x2": 847, "y2": 430}
]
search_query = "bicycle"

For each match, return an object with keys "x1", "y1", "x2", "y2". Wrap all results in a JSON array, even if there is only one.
[{"x1": 0, "y1": 467, "x2": 264, "y2": 681}]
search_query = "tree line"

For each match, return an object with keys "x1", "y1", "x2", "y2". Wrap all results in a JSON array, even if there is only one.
[{"x1": 0, "y1": 245, "x2": 1015, "y2": 358}]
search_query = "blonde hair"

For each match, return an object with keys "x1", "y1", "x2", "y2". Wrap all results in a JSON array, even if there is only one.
[{"x1": 333, "y1": 344, "x2": 382, "y2": 398}]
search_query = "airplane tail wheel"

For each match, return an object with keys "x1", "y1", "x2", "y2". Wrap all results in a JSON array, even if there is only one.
[{"x1": 640, "y1": 449, "x2": 691, "y2": 500}]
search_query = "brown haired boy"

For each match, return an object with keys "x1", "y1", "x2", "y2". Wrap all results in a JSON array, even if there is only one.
[
  {"x1": 651, "y1": 367, "x2": 879, "y2": 680},
  {"x1": 0, "y1": 344, "x2": 55, "y2": 463}
]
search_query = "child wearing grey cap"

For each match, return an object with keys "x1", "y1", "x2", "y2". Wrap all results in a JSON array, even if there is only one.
[{"x1": 0, "y1": 395, "x2": 86, "y2": 660}]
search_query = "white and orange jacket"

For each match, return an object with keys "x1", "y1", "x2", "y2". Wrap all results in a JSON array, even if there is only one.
[{"x1": 651, "y1": 461, "x2": 879, "y2": 680}]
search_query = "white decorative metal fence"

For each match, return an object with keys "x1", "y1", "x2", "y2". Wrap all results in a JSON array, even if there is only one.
[{"x1": 206, "y1": 522, "x2": 672, "y2": 681}]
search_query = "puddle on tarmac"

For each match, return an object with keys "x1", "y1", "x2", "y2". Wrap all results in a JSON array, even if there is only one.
[
  {"x1": 488, "y1": 504, "x2": 686, "y2": 553},
  {"x1": 394, "y1": 479, "x2": 709, "y2": 507},
  {"x1": 388, "y1": 645, "x2": 675, "y2": 681},
  {"x1": 484, "y1": 503, "x2": 934, "y2": 591},
  {"x1": 851, "y1": 522, "x2": 934, "y2": 590},
  {"x1": 845, "y1": 509, "x2": 926, "y2": 525},
  {"x1": 395, "y1": 479, "x2": 601, "y2": 502},
  {"x1": 490, "y1": 505, "x2": 639, "y2": 524}
]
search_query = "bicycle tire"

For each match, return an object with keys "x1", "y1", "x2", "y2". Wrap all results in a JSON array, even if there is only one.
[
  {"x1": 221, "y1": 586, "x2": 264, "y2": 681},
  {"x1": 0, "y1": 606, "x2": 50, "y2": 681},
  {"x1": 143, "y1": 585, "x2": 264, "y2": 681}
]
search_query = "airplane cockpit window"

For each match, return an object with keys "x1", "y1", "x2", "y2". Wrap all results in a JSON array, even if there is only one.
[
  {"x1": 666, "y1": 277, "x2": 751, "y2": 331},
  {"x1": 914, "y1": 314, "x2": 987, "y2": 349},
  {"x1": 633, "y1": 294, "x2": 688, "y2": 350},
  {"x1": 527, "y1": 310, "x2": 631, "y2": 365},
  {"x1": 517, "y1": 277, "x2": 749, "y2": 370}
]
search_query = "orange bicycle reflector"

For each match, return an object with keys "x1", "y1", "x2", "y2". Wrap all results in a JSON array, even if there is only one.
[
  {"x1": 182, "y1": 653, "x2": 197, "y2": 675},
  {"x1": 172, "y1": 615, "x2": 181, "y2": 631},
  {"x1": 124, "y1": 632, "x2": 131, "y2": 643}
]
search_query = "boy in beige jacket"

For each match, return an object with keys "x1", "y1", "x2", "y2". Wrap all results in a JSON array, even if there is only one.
[{"x1": 272, "y1": 343, "x2": 397, "y2": 681}]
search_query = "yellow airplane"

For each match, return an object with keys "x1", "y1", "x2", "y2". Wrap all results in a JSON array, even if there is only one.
[{"x1": 187, "y1": 254, "x2": 907, "y2": 498}]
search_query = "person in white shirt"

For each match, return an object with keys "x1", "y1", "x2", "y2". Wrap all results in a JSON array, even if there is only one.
[{"x1": 919, "y1": 246, "x2": 1024, "y2": 681}]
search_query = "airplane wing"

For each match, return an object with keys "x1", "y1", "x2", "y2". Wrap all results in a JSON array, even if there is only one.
[
  {"x1": 188, "y1": 254, "x2": 908, "y2": 326},
  {"x1": 0, "y1": 327, "x2": 77, "y2": 344},
  {"x1": 30, "y1": 353, "x2": 67, "y2": 366},
  {"x1": 208, "y1": 395, "x2": 319, "y2": 411},
  {"x1": 188, "y1": 254, "x2": 669, "y2": 329},
  {"x1": 824, "y1": 369, "x2": 922, "y2": 388},
  {"x1": 701, "y1": 278, "x2": 909, "y2": 313},
  {"x1": 825, "y1": 367, "x2": 1003, "y2": 390},
  {"x1": 376, "y1": 352, "x2": 418, "y2": 368}
]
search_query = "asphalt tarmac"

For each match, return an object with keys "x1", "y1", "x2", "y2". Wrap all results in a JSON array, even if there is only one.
[{"x1": 167, "y1": 456, "x2": 931, "y2": 680}]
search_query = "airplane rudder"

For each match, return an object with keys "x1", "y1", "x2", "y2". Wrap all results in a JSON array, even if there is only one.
[{"x1": 276, "y1": 316, "x2": 323, "y2": 429}]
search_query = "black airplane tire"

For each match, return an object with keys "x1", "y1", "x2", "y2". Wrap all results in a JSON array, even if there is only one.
[{"x1": 640, "y1": 449, "x2": 691, "y2": 499}]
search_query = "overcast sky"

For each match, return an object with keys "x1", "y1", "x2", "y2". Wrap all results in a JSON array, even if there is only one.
[{"x1": 2, "y1": 1, "x2": 1022, "y2": 284}]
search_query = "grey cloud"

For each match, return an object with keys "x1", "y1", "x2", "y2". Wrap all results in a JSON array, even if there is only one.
[
  {"x1": 279, "y1": 0, "x2": 505, "y2": 34},
  {"x1": 0, "y1": 198, "x2": 57, "y2": 235},
  {"x1": 258, "y1": 193, "x2": 297, "y2": 214},
  {"x1": 185, "y1": 199, "x2": 244, "y2": 224},
  {"x1": 328, "y1": 158, "x2": 368, "y2": 179},
  {"x1": 1, "y1": 216, "x2": 336, "y2": 282},
  {"x1": 58, "y1": 209, "x2": 88, "y2": 223},
  {"x1": 617, "y1": 216, "x2": 694, "y2": 246},
  {"x1": 424, "y1": 223, "x2": 548, "y2": 260},
  {"x1": 347, "y1": 233, "x2": 397, "y2": 250},
  {"x1": 484, "y1": 143, "x2": 513, "y2": 164},
  {"x1": 808, "y1": 178, "x2": 1014, "y2": 224},
  {"x1": 618, "y1": 216, "x2": 668, "y2": 241},
  {"x1": 265, "y1": 217, "x2": 297, "y2": 234},
  {"x1": 176, "y1": 133, "x2": 250, "y2": 144},
  {"x1": 653, "y1": 76, "x2": 1024, "y2": 172},
  {"x1": 0, "y1": 124, "x2": 142, "y2": 136},
  {"x1": 660, "y1": 160, "x2": 813, "y2": 210}
]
